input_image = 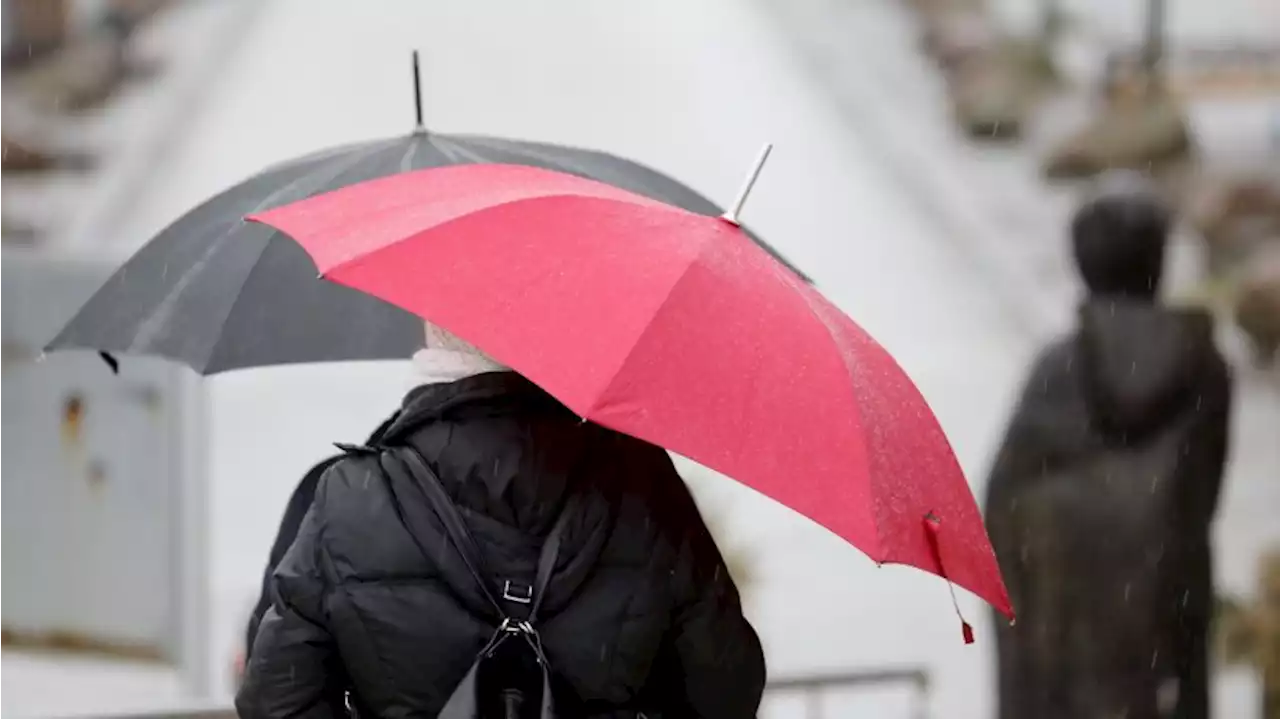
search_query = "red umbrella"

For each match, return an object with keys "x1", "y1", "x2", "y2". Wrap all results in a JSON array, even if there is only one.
[{"x1": 250, "y1": 161, "x2": 1014, "y2": 625}]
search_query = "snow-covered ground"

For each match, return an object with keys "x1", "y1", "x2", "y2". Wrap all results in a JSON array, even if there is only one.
[
  {"x1": 2, "y1": 652, "x2": 187, "y2": 718},
  {"x1": 3, "y1": 0, "x2": 1275, "y2": 717}
]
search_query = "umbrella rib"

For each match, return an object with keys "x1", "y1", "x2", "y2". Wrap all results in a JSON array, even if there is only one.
[
  {"x1": 789, "y1": 288, "x2": 884, "y2": 561},
  {"x1": 202, "y1": 143, "x2": 429, "y2": 370},
  {"x1": 581, "y1": 233, "x2": 861, "y2": 550},
  {"x1": 126, "y1": 224, "x2": 260, "y2": 361},
  {"x1": 453, "y1": 135, "x2": 812, "y2": 283},
  {"x1": 582, "y1": 226, "x2": 721, "y2": 418},
  {"x1": 430, "y1": 134, "x2": 496, "y2": 165},
  {"x1": 197, "y1": 236, "x2": 278, "y2": 373},
  {"x1": 131, "y1": 148, "x2": 389, "y2": 364},
  {"x1": 453, "y1": 135, "x2": 619, "y2": 185},
  {"x1": 257, "y1": 135, "x2": 403, "y2": 177},
  {"x1": 321, "y1": 190, "x2": 690, "y2": 278}
]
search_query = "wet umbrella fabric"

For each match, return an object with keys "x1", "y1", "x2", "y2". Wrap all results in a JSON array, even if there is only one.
[
  {"x1": 46, "y1": 132, "x2": 808, "y2": 374},
  {"x1": 250, "y1": 163, "x2": 1014, "y2": 619}
]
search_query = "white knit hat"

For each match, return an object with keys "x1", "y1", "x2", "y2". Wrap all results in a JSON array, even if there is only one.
[
  {"x1": 412, "y1": 320, "x2": 508, "y2": 384},
  {"x1": 423, "y1": 320, "x2": 491, "y2": 355}
]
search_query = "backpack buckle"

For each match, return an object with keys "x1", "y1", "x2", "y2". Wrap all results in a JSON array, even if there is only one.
[
  {"x1": 497, "y1": 618, "x2": 535, "y2": 635},
  {"x1": 502, "y1": 580, "x2": 533, "y2": 604}
]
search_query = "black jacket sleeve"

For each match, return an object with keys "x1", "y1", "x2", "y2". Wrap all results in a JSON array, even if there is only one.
[
  {"x1": 982, "y1": 347, "x2": 1067, "y2": 719},
  {"x1": 244, "y1": 457, "x2": 335, "y2": 659},
  {"x1": 1190, "y1": 350, "x2": 1232, "y2": 524},
  {"x1": 236, "y1": 467, "x2": 345, "y2": 719},
  {"x1": 244, "y1": 413, "x2": 399, "y2": 657},
  {"x1": 655, "y1": 450, "x2": 766, "y2": 718}
]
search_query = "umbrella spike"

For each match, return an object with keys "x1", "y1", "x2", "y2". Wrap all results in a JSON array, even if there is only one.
[
  {"x1": 411, "y1": 50, "x2": 425, "y2": 134},
  {"x1": 721, "y1": 142, "x2": 773, "y2": 226}
]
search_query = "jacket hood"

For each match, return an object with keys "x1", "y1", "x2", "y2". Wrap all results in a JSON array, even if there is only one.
[
  {"x1": 1076, "y1": 299, "x2": 1217, "y2": 438},
  {"x1": 377, "y1": 371, "x2": 590, "y2": 536},
  {"x1": 378, "y1": 371, "x2": 563, "y2": 442}
]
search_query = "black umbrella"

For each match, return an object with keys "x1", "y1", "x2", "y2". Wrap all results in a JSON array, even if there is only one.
[{"x1": 48, "y1": 54, "x2": 810, "y2": 375}]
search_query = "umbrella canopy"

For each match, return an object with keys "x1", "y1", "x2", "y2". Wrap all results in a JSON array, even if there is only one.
[
  {"x1": 46, "y1": 132, "x2": 808, "y2": 374},
  {"x1": 250, "y1": 163, "x2": 1014, "y2": 619}
]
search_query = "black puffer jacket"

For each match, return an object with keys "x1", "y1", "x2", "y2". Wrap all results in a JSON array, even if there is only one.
[
  {"x1": 243, "y1": 415, "x2": 398, "y2": 662},
  {"x1": 984, "y1": 299, "x2": 1231, "y2": 719},
  {"x1": 236, "y1": 372, "x2": 765, "y2": 719}
]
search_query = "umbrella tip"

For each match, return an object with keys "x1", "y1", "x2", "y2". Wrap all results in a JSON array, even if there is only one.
[
  {"x1": 411, "y1": 50, "x2": 425, "y2": 133},
  {"x1": 720, "y1": 142, "x2": 773, "y2": 226}
]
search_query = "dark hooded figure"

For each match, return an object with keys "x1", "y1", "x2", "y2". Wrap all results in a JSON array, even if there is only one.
[
  {"x1": 984, "y1": 175, "x2": 1232, "y2": 719},
  {"x1": 236, "y1": 323, "x2": 765, "y2": 719}
]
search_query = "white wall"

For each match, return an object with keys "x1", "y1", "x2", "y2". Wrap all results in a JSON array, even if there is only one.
[{"x1": 1, "y1": 255, "x2": 183, "y2": 659}]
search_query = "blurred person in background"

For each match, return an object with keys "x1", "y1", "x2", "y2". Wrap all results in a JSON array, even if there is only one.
[
  {"x1": 983, "y1": 173, "x2": 1232, "y2": 719},
  {"x1": 236, "y1": 322, "x2": 765, "y2": 719}
]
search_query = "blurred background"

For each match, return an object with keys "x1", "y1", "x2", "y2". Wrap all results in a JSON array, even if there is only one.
[{"x1": 1, "y1": 1, "x2": 1277, "y2": 717}]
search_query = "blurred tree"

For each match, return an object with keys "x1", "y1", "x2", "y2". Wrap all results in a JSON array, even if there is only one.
[
  {"x1": 1216, "y1": 548, "x2": 1280, "y2": 719},
  {"x1": 1041, "y1": 86, "x2": 1192, "y2": 180}
]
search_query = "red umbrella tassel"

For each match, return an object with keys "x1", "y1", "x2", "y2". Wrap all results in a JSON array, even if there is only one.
[{"x1": 924, "y1": 513, "x2": 975, "y2": 645}]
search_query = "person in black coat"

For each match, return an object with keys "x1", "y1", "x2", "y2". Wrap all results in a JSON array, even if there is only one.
[
  {"x1": 984, "y1": 174, "x2": 1232, "y2": 719},
  {"x1": 239, "y1": 414, "x2": 398, "y2": 675},
  {"x1": 236, "y1": 327, "x2": 766, "y2": 719}
]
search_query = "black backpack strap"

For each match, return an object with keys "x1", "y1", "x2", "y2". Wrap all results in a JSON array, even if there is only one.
[
  {"x1": 529, "y1": 491, "x2": 579, "y2": 623},
  {"x1": 382, "y1": 446, "x2": 504, "y2": 615},
  {"x1": 386, "y1": 444, "x2": 580, "y2": 624}
]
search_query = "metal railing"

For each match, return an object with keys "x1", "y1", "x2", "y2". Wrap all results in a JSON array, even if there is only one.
[
  {"x1": 67, "y1": 709, "x2": 234, "y2": 719},
  {"x1": 765, "y1": 667, "x2": 930, "y2": 719},
  {"x1": 61, "y1": 666, "x2": 930, "y2": 719}
]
